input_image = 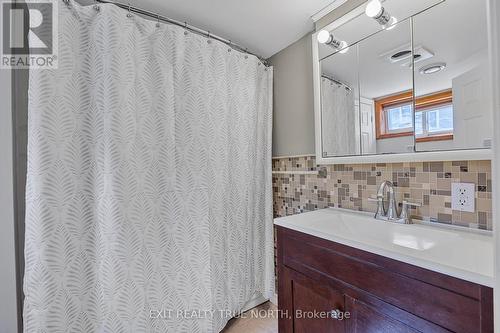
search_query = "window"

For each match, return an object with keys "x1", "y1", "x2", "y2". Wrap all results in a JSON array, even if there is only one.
[
  {"x1": 415, "y1": 103, "x2": 453, "y2": 138},
  {"x1": 384, "y1": 102, "x2": 413, "y2": 133},
  {"x1": 375, "y1": 90, "x2": 453, "y2": 142}
]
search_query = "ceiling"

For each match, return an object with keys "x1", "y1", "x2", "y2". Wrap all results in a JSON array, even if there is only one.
[{"x1": 82, "y1": 0, "x2": 336, "y2": 58}]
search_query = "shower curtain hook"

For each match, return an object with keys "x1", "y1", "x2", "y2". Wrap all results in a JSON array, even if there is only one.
[
  {"x1": 126, "y1": 3, "x2": 132, "y2": 18},
  {"x1": 93, "y1": 0, "x2": 100, "y2": 12},
  {"x1": 228, "y1": 40, "x2": 232, "y2": 52},
  {"x1": 244, "y1": 48, "x2": 248, "y2": 59},
  {"x1": 156, "y1": 14, "x2": 160, "y2": 27},
  {"x1": 184, "y1": 22, "x2": 188, "y2": 35},
  {"x1": 207, "y1": 31, "x2": 211, "y2": 44}
]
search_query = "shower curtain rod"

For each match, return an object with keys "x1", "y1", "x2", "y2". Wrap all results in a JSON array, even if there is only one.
[
  {"x1": 88, "y1": 0, "x2": 269, "y2": 65},
  {"x1": 321, "y1": 75, "x2": 352, "y2": 91}
]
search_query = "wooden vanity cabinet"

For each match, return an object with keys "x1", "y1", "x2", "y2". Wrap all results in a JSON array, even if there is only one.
[{"x1": 276, "y1": 226, "x2": 493, "y2": 333}]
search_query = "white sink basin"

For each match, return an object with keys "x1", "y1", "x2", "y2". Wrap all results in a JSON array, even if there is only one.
[{"x1": 274, "y1": 207, "x2": 494, "y2": 286}]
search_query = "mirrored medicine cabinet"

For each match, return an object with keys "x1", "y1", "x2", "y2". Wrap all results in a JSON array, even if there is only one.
[{"x1": 313, "y1": 0, "x2": 493, "y2": 164}]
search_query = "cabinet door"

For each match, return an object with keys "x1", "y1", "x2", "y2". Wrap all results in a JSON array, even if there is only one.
[
  {"x1": 345, "y1": 296, "x2": 421, "y2": 333},
  {"x1": 290, "y1": 271, "x2": 346, "y2": 333}
]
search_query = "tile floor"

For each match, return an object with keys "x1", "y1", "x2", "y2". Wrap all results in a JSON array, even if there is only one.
[{"x1": 222, "y1": 302, "x2": 278, "y2": 333}]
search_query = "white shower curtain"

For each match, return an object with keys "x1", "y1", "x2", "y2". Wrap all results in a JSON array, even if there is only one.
[
  {"x1": 23, "y1": 1, "x2": 274, "y2": 332},
  {"x1": 321, "y1": 77, "x2": 357, "y2": 156}
]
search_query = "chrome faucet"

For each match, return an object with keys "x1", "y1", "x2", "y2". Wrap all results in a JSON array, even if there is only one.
[{"x1": 368, "y1": 181, "x2": 421, "y2": 224}]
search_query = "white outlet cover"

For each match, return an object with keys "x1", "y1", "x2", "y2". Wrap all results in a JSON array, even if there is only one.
[{"x1": 451, "y1": 183, "x2": 475, "y2": 213}]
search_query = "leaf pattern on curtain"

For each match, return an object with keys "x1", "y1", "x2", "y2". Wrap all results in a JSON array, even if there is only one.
[{"x1": 23, "y1": 2, "x2": 274, "y2": 332}]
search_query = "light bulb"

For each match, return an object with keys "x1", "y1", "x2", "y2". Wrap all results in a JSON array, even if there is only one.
[
  {"x1": 419, "y1": 63, "x2": 446, "y2": 75},
  {"x1": 317, "y1": 30, "x2": 331, "y2": 44},
  {"x1": 385, "y1": 16, "x2": 398, "y2": 30},
  {"x1": 365, "y1": 0, "x2": 382, "y2": 18},
  {"x1": 338, "y1": 41, "x2": 350, "y2": 54},
  {"x1": 317, "y1": 30, "x2": 348, "y2": 53}
]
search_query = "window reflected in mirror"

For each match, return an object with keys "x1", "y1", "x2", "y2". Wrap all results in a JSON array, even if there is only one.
[{"x1": 374, "y1": 90, "x2": 454, "y2": 143}]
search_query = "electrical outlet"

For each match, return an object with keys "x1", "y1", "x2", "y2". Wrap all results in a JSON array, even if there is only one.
[{"x1": 451, "y1": 183, "x2": 475, "y2": 212}]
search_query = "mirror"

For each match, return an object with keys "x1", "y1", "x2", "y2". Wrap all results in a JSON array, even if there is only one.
[
  {"x1": 413, "y1": 0, "x2": 492, "y2": 151},
  {"x1": 315, "y1": 0, "x2": 493, "y2": 161},
  {"x1": 320, "y1": 45, "x2": 360, "y2": 157},
  {"x1": 358, "y1": 18, "x2": 413, "y2": 155}
]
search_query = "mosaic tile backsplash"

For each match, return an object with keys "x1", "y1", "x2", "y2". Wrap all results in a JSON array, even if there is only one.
[{"x1": 272, "y1": 156, "x2": 492, "y2": 230}]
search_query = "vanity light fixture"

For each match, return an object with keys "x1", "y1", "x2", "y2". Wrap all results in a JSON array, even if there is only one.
[
  {"x1": 385, "y1": 16, "x2": 398, "y2": 30},
  {"x1": 365, "y1": 0, "x2": 397, "y2": 30},
  {"x1": 419, "y1": 62, "x2": 447, "y2": 74},
  {"x1": 317, "y1": 30, "x2": 350, "y2": 53}
]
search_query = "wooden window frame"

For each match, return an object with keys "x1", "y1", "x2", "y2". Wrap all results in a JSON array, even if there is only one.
[{"x1": 374, "y1": 89, "x2": 453, "y2": 142}]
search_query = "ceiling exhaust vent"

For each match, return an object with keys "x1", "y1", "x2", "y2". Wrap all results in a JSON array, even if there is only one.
[{"x1": 380, "y1": 44, "x2": 434, "y2": 67}]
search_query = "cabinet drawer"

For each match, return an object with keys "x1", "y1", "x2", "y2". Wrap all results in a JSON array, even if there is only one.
[{"x1": 280, "y1": 229, "x2": 486, "y2": 333}]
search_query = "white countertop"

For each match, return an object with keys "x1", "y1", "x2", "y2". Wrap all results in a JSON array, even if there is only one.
[{"x1": 274, "y1": 207, "x2": 494, "y2": 287}]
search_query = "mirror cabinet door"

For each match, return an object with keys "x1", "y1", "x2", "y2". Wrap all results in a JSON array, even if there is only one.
[
  {"x1": 317, "y1": 0, "x2": 492, "y2": 159},
  {"x1": 413, "y1": 0, "x2": 492, "y2": 152},
  {"x1": 320, "y1": 45, "x2": 361, "y2": 158},
  {"x1": 357, "y1": 18, "x2": 414, "y2": 155}
]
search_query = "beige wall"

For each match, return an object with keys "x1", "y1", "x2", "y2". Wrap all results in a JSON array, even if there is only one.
[
  {"x1": 269, "y1": 0, "x2": 365, "y2": 157},
  {"x1": 268, "y1": 34, "x2": 315, "y2": 157}
]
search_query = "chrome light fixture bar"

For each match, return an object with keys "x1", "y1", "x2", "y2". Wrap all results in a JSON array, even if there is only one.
[
  {"x1": 365, "y1": 0, "x2": 397, "y2": 30},
  {"x1": 317, "y1": 30, "x2": 350, "y2": 54}
]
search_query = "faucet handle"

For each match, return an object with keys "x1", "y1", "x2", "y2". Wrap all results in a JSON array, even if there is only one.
[
  {"x1": 399, "y1": 201, "x2": 422, "y2": 224},
  {"x1": 402, "y1": 200, "x2": 422, "y2": 208}
]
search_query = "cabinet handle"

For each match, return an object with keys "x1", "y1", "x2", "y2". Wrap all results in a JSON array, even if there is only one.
[{"x1": 330, "y1": 309, "x2": 342, "y2": 320}]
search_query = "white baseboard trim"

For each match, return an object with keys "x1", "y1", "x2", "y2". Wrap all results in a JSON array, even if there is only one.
[
  {"x1": 269, "y1": 293, "x2": 278, "y2": 306},
  {"x1": 272, "y1": 154, "x2": 315, "y2": 159},
  {"x1": 240, "y1": 292, "x2": 278, "y2": 313},
  {"x1": 272, "y1": 170, "x2": 318, "y2": 175},
  {"x1": 241, "y1": 293, "x2": 269, "y2": 313}
]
